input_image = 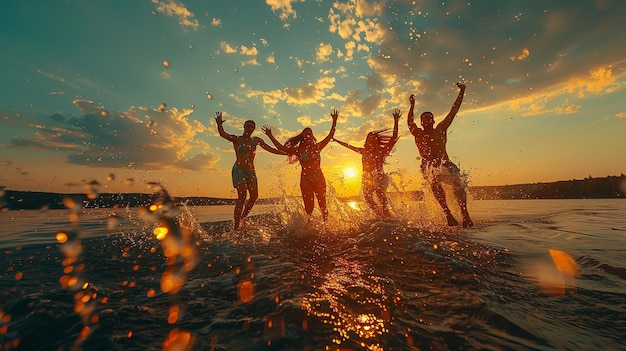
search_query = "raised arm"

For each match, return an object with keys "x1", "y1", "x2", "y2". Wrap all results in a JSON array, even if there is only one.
[
  {"x1": 407, "y1": 94, "x2": 419, "y2": 135},
  {"x1": 439, "y1": 83, "x2": 466, "y2": 131},
  {"x1": 261, "y1": 125, "x2": 293, "y2": 154},
  {"x1": 255, "y1": 137, "x2": 288, "y2": 155},
  {"x1": 215, "y1": 112, "x2": 236, "y2": 142},
  {"x1": 332, "y1": 138, "x2": 363, "y2": 154},
  {"x1": 318, "y1": 109, "x2": 339, "y2": 149},
  {"x1": 388, "y1": 108, "x2": 401, "y2": 149}
]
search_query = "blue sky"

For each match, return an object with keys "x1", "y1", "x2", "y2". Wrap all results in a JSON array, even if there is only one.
[{"x1": 1, "y1": 0, "x2": 625, "y2": 198}]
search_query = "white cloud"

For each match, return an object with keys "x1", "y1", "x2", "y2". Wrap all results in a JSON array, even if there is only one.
[
  {"x1": 151, "y1": 0, "x2": 199, "y2": 30},
  {"x1": 266, "y1": 0, "x2": 298, "y2": 20}
]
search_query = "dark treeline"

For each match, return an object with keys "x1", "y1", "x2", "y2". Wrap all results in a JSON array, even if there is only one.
[{"x1": 1, "y1": 175, "x2": 623, "y2": 210}]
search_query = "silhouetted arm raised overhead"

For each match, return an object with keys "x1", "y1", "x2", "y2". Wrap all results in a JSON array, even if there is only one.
[
  {"x1": 215, "y1": 111, "x2": 236, "y2": 142},
  {"x1": 388, "y1": 108, "x2": 401, "y2": 149},
  {"x1": 407, "y1": 94, "x2": 419, "y2": 135},
  {"x1": 318, "y1": 109, "x2": 339, "y2": 149},
  {"x1": 439, "y1": 83, "x2": 466, "y2": 131}
]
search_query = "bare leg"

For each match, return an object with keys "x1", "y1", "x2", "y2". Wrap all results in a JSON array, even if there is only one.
[
  {"x1": 454, "y1": 186, "x2": 473, "y2": 228},
  {"x1": 363, "y1": 190, "x2": 379, "y2": 216},
  {"x1": 234, "y1": 183, "x2": 248, "y2": 230},
  {"x1": 430, "y1": 181, "x2": 459, "y2": 226},
  {"x1": 300, "y1": 178, "x2": 316, "y2": 217},
  {"x1": 376, "y1": 190, "x2": 390, "y2": 218},
  {"x1": 241, "y1": 178, "x2": 259, "y2": 220},
  {"x1": 316, "y1": 180, "x2": 328, "y2": 221}
]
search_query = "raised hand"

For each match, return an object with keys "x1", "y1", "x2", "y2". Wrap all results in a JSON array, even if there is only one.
[
  {"x1": 215, "y1": 111, "x2": 224, "y2": 124},
  {"x1": 330, "y1": 109, "x2": 339, "y2": 121},
  {"x1": 456, "y1": 82, "x2": 466, "y2": 90},
  {"x1": 409, "y1": 94, "x2": 415, "y2": 105},
  {"x1": 393, "y1": 108, "x2": 402, "y2": 120},
  {"x1": 261, "y1": 125, "x2": 273, "y2": 136}
]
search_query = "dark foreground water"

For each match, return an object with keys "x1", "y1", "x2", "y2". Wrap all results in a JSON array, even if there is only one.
[{"x1": 1, "y1": 197, "x2": 625, "y2": 351}]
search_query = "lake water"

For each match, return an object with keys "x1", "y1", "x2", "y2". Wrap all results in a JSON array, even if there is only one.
[{"x1": 0, "y1": 198, "x2": 625, "y2": 350}]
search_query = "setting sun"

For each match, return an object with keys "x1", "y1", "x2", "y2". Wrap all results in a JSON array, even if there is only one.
[{"x1": 343, "y1": 166, "x2": 359, "y2": 179}]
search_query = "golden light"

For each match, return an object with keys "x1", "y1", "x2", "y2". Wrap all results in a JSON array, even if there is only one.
[
  {"x1": 348, "y1": 201, "x2": 359, "y2": 210},
  {"x1": 343, "y1": 166, "x2": 358, "y2": 179}
]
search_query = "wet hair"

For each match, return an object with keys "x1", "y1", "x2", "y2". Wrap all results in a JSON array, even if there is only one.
[
  {"x1": 284, "y1": 128, "x2": 317, "y2": 164},
  {"x1": 365, "y1": 129, "x2": 397, "y2": 150},
  {"x1": 244, "y1": 120, "x2": 256, "y2": 127}
]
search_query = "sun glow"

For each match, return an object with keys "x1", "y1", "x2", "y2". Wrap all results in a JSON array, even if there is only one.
[{"x1": 343, "y1": 166, "x2": 359, "y2": 179}]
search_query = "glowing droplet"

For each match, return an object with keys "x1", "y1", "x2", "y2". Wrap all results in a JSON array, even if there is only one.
[
  {"x1": 163, "y1": 60, "x2": 170, "y2": 68},
  {"x1": 56, "y1": 232, "x2": 68, "y2": 243},
  {"x1": 239, "y1": 280, "x2": 254, "y2": 303},
  {"x1": 206, "y1": 92, "x2": 213, "y2": 100}
]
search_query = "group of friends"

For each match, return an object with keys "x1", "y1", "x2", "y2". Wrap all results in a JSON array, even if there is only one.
[{"x1": 215, "y1": 83, "x2": 473, "y2": 230}]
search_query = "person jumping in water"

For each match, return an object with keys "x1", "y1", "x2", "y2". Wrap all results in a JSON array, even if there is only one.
[
  {"x1": 333, "y1": 109, "x2": 401, "y2": 218},
  {"x1": 215, "y1": 112, "x2": 286, "y2": 230},
  {"x1": 407, "y1": 83, "x2": 473, "y2": 227},
  {"x1": 262, "y1": 110, "x2": 339, "y2": 221}
]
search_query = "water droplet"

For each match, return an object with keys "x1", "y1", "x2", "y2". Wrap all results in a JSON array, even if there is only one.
[
  {"x1": 163, "y1": 60, "x2": 170, "y2": 68},
  {"x1": 206, "y1": 93, "x2": 213, "y2": 100}
]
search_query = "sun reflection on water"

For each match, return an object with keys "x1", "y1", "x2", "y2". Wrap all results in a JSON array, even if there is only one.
[{"x1": 301, "y1": 256, "x2": 390, "y2": 350}]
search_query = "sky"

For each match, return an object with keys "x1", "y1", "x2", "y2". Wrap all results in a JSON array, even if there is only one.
[{"x1": 1, "y1": 0, "x2": 625, "y2": 199}]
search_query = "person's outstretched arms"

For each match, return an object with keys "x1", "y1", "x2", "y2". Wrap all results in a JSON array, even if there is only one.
[
  {"x1": 215, "y1": 112, "x2": 236, "y2": 142},
  {"x1": 261, "y1": 125, "x2": 292, "y2": 154},
  {"x1": 439, "y1": 83, "x2": 466, "y2": 130},
  {"x1": 256, "y1": 137, "x2": 288, "y2": 155},
  {"x1": 407, "y1": 95, "x2": 418, "y2": 135},
  {"x1": 332, "y1": 138, "x2": 363, "y2": 154},
  {"x1": 318, "y1": 109, "x2": 339, "y2": 149}
]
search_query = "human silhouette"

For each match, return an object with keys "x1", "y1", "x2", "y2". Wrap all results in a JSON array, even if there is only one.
[
  {"x1": 407, "y1": 83, "x2": 473, "y2": 227},
  {"x1": 333, "y1": 109, "x2": 401, "y2": 218},
  {"x1": 262, "y1": 110, "x2": 339, "y2": 221},
  {"x1": 215, "y1": 112, "x2": 286, "y2": 230}
]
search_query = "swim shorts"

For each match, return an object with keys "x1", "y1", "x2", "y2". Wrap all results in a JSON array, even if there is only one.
[
  {"x1": 232, "y1": 164, "x2": 257, "y2": 188},
  {"x1": 420, "y1": 160, "x2": 466, "y2": 187}
]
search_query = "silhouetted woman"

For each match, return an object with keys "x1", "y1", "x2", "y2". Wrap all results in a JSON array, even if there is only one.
[
  {"x1": 262, "y1": 110, "x2": 339, "y2": 221},
  {"x1": 333, "y1": 109, "x2": 400, "y2": 218},
  {"x1": 215, "y1": 112, "x2": 285, "y2": 230}
]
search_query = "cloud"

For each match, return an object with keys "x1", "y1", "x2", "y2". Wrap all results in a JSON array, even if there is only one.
[
  {"x1": 316, "y1": 43, "x2": 333, "y2": 61},
  {"x1": 321, "y1": 1, "x2": 626, "y2": 112},
  {"x1": 247, "y1": 77, "x2": 337, "y2": 106},
  {"x1": 616, "y1": 112, "x2": 626, "y2": 119},
  {"x1": 266, "y1": 0, "x2": 298, "y2": 21},
  {"x1": 510, "y1": 48, "x2": 530, "y2": 61},
  {"x1": 8, "y1": 100, "x2": 219, "y2": 171},
  {"x1": 240, "y1": 45, "x2": 258, "y2": 56},
  {"x1": 151, "y1": 0, "x2": 199, "y2": 30},
  {"x1": 220, "y1": 41, "x2": 238, "y2": 54}
]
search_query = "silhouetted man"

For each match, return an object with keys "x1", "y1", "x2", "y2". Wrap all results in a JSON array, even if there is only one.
[{"x1": 408, "y1": 83, "x2": 473, "y2": 227}]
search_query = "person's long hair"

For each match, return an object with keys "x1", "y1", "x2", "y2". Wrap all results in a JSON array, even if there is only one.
[
  {"x1": 284, "y1": 127, "x2": 317, "y2": 164},
  {"x1": 365, "y1": 129, "x2": 396, "y2": 156}
]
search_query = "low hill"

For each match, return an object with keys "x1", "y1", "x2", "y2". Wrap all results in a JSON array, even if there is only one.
[{"x1": 1, "y1": 175, "x2": 623, "y2": 210}]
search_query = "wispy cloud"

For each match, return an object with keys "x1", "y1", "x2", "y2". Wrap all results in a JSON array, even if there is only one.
[
  {"x1": 8, "y1": 101, "x2": 219, "y2": 171},
  {"x1": 152, "y1": 0, "x2": 199, "y2": 30},
  {"x1": 266, "y1": 0, "x2": 298, "y2": 21}
]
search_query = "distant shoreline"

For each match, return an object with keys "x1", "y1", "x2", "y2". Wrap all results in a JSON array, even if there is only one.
[{"x1": 1, "y1": 175, "x2": 624, "y2": 210}]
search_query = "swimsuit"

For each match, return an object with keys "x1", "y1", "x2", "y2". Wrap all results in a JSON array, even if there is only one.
[{"x1": 232, "y1": 164, "x2": 257, "y2": 188}]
